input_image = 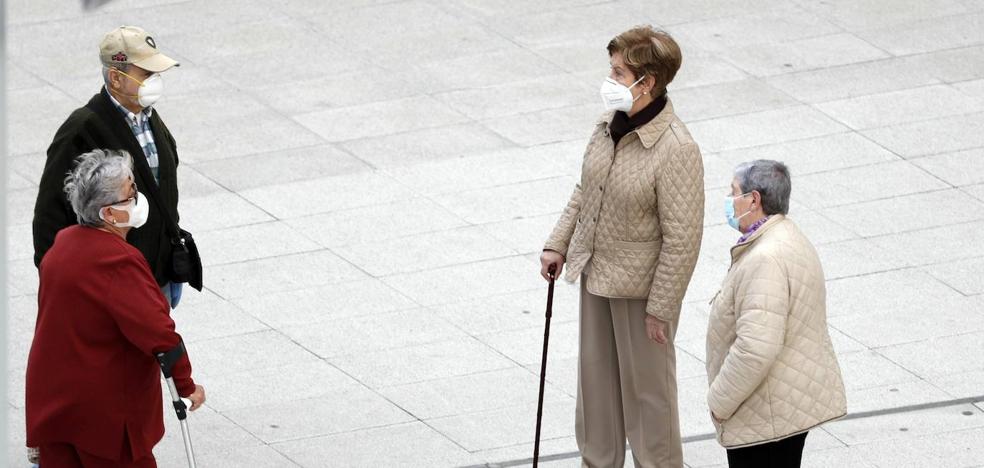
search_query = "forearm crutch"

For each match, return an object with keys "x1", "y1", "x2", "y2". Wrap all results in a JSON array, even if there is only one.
[
  {"x1": 156, "y1": 340, "x2": 197, "y2": 468},
  {"x1": 533, "y1": 266, "x2": 556, "y2": 468}
]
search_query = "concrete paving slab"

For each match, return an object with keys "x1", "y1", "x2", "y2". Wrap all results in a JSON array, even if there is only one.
[
  {"x1": 482, "y1": 103, "x2": 599, "y2": 147},
  {"x1": 923, "y1": 256, "x2": 984, "y2": 296},
  {"x1": 435, "y1": 75, "x2": 595, "y2": 121},
  {"x1": 378, "y1": 367, "x2": 567, "y2": 420},
  {"x1": 795, "y1": 160, "x2": 949, "y2": 209},
  {"x1": 911, "y1": 147, "x2": 984, "y2": 187},
  {"x1": 672, "y1": 6, "x2": 840, "y2": 54},
  {"x1": 177, "y1": 191, "x2": 275, "y2": 233},
  {"x1": 205, "y1": 249, "x2": 369, "y2": 299},
  {"x1": 836, "y1": 350, "x2": 920, "y2": 391},
  {"x1": 191, "y1": 145, "x2": 372, "y2": 192},
  {"x1": 334, "y1": 225, "x2": 517, "y2": 276},
  {"x1": 341, "y1": 123, "x2": 516, "y2": 167},
  {"x1": 815, "y1": 238, "x2": 912, "y2": 280},
  {"x1": 818, "y1": 189, "x2": 984, "y2": 237},
  {"x1": 281, "y1": 308, "x2": 465, "y2": 359},
  {"x1": 687, "y1": 106, "x2": 848, "y2": 153},
  {"x1": 202, "y1": 360, "x2": 361, "y2": 412},
  {"x1": 272, "y1": 422, "x2": 472, "y2": 468},
  {"x1": 382, "y1": 142, "x2": 576, "y2": 196},
  {"x1": 286, "y1": 197, "x2": 467, "y2": 248},
  {"x1": 197, "y1": 221, "x2": 321, "y2": 266},
  {"x1": 156, "y1": 90, "x2": 326, "y2": 164},
  {"x1": 851, "y1": 426, "x2": 984, "y2": 467},
  {"x1": 817, "y1": 84, "x2": 984, "y2": 130},
  {"x1": 722, "y1": 33, "x2": 889, "y2": 77},
  {"x1": 222, "y1": 385, "x2": 414, "y2": 443},
  {"x1": 430, "y1": 285, "x2": 580, "y2": 336},
  {"x1": 824, "y1": 269, "x2": 959, "y2": 320},
  {"x1": 174, "y1": 299, "x2": 270, "y2": 344},
  {"x1": 672, "y1": 78, "x2": 799, "y2": 122},
  {"x1": 765, "y1": 57, "x2": 941, "y2": 103},
  {"x1": 296, "y1": 95, "x2": 470, "y2": 143},
  {"x1": 857, "y1": 12, "x2": 984, "y2": 55},
  {"x1": 414, "y1": 47, "x2": 569, "y2": 91},
  {"x1": 330, "y1": 336, "x2": 517, "y2": 388},
  {"x1": 877, "y1": 331, "x2": 984, "y2": 380},
  {"x1": 427, "y1": 398, "x2": 576, "y2": 452},
  {"x1": 188, "y1": 330, "x2": 319, "y2": 378},
  {"x1": 431, "y1": 176, "x2": 576, "y2": 225},
  {"x1": 231, "y1": 278, "x2": 417, "y2": 328},
  {"x1": 240, "y1": 171, "x2": 414, "y2": 219},
  {"x1": 382, "y1": 256, "x2": 539, "y2": 307},
  {"x1": 870, "y1": 220, "x2": 984, "y2": 267},
  {"x1": 862, "y1": 111, "x2": 984, "y2": 158}
]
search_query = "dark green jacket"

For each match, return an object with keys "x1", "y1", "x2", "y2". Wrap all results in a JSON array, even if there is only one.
[{"x1": 32, "y1": 88, "x2": 181, "y2": 286}]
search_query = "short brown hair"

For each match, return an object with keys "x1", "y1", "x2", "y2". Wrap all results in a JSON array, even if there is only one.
[{"x1": 607, "y1": 26, "x2": 683, "y2": 93}]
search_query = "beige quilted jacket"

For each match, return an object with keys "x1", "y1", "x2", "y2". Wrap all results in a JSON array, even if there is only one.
[
  {"x1": 706, "y1": 215, "x2": 846, "y2": 448},
  {"x1": 544, "y1": 100, "x2": 704, "y2": 321}
]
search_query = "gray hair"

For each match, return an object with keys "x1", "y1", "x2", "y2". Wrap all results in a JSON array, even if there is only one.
[
  {"x1": 101, "y1": 63, "x2": 130, "y2": 87},
  {"x1": 734, "y1": 159, "x2": 791, "y2": 216},
  {"x1": 63, "y1": 149, "x2": 135, "y2": 227}
]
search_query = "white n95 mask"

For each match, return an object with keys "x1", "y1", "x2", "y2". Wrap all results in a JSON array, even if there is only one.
[{"x1": 599, "y1": 75, "x2": 645, "y2": 112}]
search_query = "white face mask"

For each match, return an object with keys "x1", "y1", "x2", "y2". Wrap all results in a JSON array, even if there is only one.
[
  {"x1": 117, "y1": 70, "x2": 164, "y2": 108},
  {"x1": 100, "y1": 192, "x2": 149, "y2": 228},
  {"x1": 136, "y1": 73, "x2": 164, "y2": 108},
  {"x1": 599, "y1": 75, "x2": 645, "y2": 112}
]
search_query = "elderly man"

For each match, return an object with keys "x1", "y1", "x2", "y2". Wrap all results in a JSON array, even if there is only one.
[{"x1": 32, "y1": 25, "x2": 191, "y2": 308}]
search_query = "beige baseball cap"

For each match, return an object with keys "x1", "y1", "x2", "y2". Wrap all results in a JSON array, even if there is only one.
[{"x1": 99, "y1": 26, "x2": 179, "y2": 73}]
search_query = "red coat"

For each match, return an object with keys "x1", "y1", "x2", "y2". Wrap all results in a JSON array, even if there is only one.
[{"x1": 26, "y1": 225, "x2": 195, "y2": 460}]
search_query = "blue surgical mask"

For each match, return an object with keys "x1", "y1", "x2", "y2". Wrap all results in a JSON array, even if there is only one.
[{"x1": 724, "y1": 193, "x2": 752, "y2": 231}]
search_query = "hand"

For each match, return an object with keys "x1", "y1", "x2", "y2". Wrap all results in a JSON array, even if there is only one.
[
  {"x1": 187, "y1": 384, "x2": 206, "y2": 411},
  {"x1": 645, "y1": 315, "x2": 668, "y2": 344},
  {"x1": 539, "y1": 250, "x2": 565, "y2": 281}
]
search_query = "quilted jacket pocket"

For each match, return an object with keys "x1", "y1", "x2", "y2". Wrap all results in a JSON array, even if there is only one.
[{"x1": 588, "y1": 239, "x2": 662, "y2": 298}]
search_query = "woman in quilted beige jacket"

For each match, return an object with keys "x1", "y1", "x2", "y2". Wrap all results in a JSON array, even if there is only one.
[
  {"x1": 540, "y1": 26, "x2": 704, "y2": 468},
  {"x1": 707, "y1": 160, "x2": 846, "y2": 468}
]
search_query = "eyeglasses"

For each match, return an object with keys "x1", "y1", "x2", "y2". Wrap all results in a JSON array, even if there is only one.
[{"x1": 104, "y1": 182, "x2": 139, "y2": 208}]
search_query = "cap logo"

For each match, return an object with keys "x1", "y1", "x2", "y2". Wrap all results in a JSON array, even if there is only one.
[
  {"x1": 145, "y1": 36, "x2": 157, "y2": 49},
  {"x1": 112, "y1": 52, "x2": 128, "y2": 62}
]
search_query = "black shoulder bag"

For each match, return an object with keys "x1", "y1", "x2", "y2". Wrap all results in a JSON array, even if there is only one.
[{"x1": 138, "y1": 172, "x2": 203, "y2": 292}]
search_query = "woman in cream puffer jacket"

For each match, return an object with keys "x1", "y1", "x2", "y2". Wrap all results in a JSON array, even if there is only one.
[{"x1": 707, "y1": 160, "x2": 846, "y2": 468}]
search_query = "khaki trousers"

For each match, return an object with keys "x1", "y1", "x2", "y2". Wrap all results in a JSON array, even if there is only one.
[{"x1": 575, "y1": 279, "x2": 683, "y2": 468}]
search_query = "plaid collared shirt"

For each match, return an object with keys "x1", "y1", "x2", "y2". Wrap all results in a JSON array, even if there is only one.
[{"x1": 107, "y1": 89, "x2": 160, "y2": 183}]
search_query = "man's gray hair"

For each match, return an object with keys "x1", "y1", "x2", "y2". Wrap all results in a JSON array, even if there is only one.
[
  {"x1": 734, "y1": 159, "x2": 791, "y2": 216},
  {"x1": 63, "y1": 149, "x2": 135, "y2": 227},
  {"x1": 101, "y1": 63, "x2": 129, "y2": 87}
]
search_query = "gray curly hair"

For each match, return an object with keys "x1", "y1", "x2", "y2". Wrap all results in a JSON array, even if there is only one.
[{"x1": 63, "y1": 149, "x2": 135, "y2": 227}]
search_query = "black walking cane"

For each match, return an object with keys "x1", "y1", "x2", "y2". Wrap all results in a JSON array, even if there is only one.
[
  {"x1": 156, "y1": 341, "x2": 198, "y2": 468},
  {"x1": 533, "y1": 265, "x2": 557, "y2": 468}
]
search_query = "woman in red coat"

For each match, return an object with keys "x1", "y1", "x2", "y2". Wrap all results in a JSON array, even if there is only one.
[{"x1": 26, "y1": 149, "x2": 205, "y2": 467}]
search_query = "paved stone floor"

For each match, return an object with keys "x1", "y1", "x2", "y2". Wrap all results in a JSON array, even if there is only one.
[{"x1": 6, "y1": 0, "x2": 984, "y2": 466}]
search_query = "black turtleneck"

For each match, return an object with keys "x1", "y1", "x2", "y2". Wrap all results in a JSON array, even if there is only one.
[{"x1": 609, "y1": 92, "x2": 668, "y2": 146}]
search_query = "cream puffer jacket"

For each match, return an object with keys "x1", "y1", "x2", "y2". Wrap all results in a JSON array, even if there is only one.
[
  {"x1": 706, "y1": 215, "x2": 846, "y2": 448},
  {"x1": 544, "y1": 100, "x2": 704, "y2": 321}
]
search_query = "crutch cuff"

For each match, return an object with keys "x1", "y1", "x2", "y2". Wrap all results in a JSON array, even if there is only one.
[{"x1": 156, "y1": 339, "x2": 186, "y2": 378}]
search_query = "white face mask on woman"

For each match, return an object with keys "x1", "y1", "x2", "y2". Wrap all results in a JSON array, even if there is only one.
[
  {"x1": 100, "y1": 192, "x2": 150, "y2": 228},
  {"x1": 599, "y1": 75, "x2": 646, "y2": 112}
]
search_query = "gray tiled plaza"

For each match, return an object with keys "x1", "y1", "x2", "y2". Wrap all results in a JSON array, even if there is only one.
[{"x1": 6, "y1": 1, "x2": 984, "y2": 467}]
